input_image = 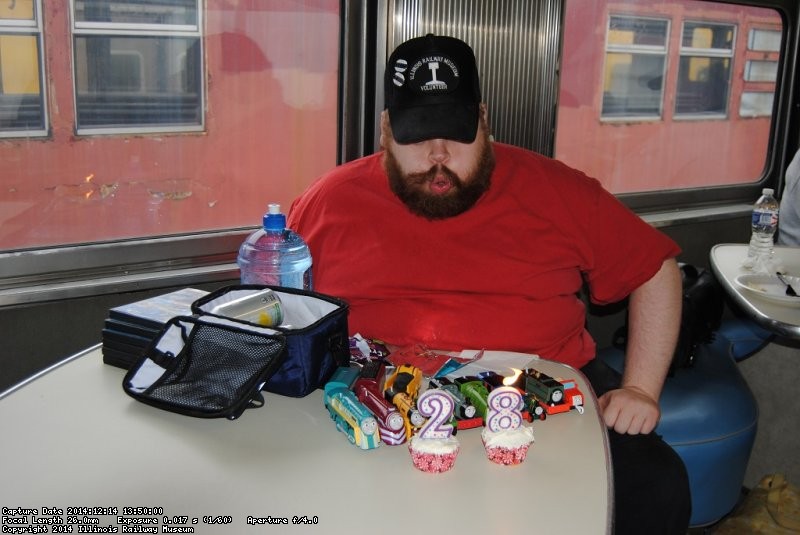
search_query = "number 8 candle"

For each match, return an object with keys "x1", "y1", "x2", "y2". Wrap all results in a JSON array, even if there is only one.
[
  {"x1": 486, "y1": 386, "x2": 523, "y2": 433},
  {"x1": 481, "y1": 385, "x2": 534, "y2": 465}
]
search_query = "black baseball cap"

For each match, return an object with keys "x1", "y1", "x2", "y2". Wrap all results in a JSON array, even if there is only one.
[{"x1": 384, "y1": 34, "x2": 482, "y2": 144}]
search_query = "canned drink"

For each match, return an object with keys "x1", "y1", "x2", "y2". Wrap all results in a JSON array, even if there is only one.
[{"x1": 210, "y1": 289, "x2": 284, "y2": 326}]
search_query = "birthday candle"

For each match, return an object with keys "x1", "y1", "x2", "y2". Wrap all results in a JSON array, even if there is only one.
[
  {"x1": 417, "y1": 389, "x2": 456, "y2": 440},
  {"x1": 486, "y1": 386, "x2": 523, "y2": 433}
]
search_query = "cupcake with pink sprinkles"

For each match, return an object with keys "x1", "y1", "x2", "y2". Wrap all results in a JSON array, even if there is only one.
[
  {"x1": 408, "y1": 389, "x2": 460, "y2": 473},
  {"x1": 408, "y1": 435, "x2": 460, "y2": 473},
  {"x1": 481, "y1": 426, "x2": 535, "y2": 465}
]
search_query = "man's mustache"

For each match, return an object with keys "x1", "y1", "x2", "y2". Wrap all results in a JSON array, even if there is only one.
[{"x1": 407, "y1": 164, "x2": 461, "y2": 186}]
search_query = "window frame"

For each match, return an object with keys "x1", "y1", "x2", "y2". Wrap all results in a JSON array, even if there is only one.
[
  {"x1": 673, "y1": 19, "x2": 736, "y2": 119},
  {"x1": 748, "y1": 26, "x2": 781, "y2": 51},
  {"x1": 621, "y1": 1, "x2": 791, "y2": 214},
  {"x1": 571, "y1": 0, "x2": 795, "y2": 214},
  {"x1": 2, "y1": 0, "x2": 800, "y2": 307},
  {"x1": 601, "y1": 14, "x2": 671, "y2": 122},
  {"x1": 739, "y1": 26, "x2": 781, "y2": 118},
  {"x1": 739, "y1": 90, "x2": 774, "y2": 116},
  {"x1": 1, "y1": 0, "x2": 349, "y2": 306},
  {"x1": 0, "y1": 0, "x2": 48, "y2": 139},
  {"x1": 69, "y1": 0, "x2": 205, "y2": 136},
  {"x1": 744, "y1": 59, "x2": 778, "y2": 82}
]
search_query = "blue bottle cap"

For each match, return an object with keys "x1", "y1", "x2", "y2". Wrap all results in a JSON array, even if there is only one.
[{"x1": 263, "y1": 203, "x2": 286, "y2": 231}]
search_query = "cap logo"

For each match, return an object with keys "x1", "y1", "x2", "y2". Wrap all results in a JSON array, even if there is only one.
[
  {"x1": 392, "y1": 58, "x2": 408, "y2": 87},
  {"x1": 392, "y1": 55, "x2": 460, "y2": 94}
]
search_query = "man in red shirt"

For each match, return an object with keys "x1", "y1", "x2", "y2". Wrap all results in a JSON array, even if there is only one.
[{"x1": 289, "y1": 34, "x2": 689, "y2": 534}]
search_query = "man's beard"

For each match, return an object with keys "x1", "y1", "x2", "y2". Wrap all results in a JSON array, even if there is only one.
[{"x1": 384, "y1": 141, "x2": 495, "y2": 220}]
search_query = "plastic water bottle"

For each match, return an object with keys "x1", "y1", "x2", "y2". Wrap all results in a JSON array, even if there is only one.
[
  {"x1": 237, "y1": 204, "x2": 313, "y2": 289},
  {"x1": 744, "y1": 188, "x2": 779, "y2": 273}
]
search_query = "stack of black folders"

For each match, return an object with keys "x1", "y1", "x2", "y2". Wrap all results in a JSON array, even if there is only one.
[{"x1": 102, "y1": 287, "x2": 209, "y2": 370}]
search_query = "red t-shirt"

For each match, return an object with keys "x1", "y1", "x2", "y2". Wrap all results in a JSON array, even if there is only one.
[{"x1": 288, "y1": 143, "x2": 680, "y2": 368}]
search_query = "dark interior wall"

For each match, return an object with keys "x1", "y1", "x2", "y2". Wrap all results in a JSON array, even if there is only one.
[
  {"x1": 0, "y1": 214, "x2": 752, "y2": 394},
  {"x1": 662, "y1": 216, "x2": 752, "y2": 269},
  {"x1": 0, "y1": 280, "x2": 236, "y2": 393}
]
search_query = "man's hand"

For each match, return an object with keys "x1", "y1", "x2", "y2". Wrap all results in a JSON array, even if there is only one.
[
  {"x1": 598, "y1": 386, "x2": 661, "y2": 435},
  {"x1": 604, "y1": 258, "x2": 681, "y2": 435}
]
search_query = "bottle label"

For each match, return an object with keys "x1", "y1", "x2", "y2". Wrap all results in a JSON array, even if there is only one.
[{"x1": 752, "y1": 210, "x2": 778, "y2": 227}]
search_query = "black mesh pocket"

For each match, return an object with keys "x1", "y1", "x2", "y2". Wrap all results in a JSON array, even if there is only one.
[{"x1": 125, "y1": 317, "x2": 286, "y2": 419}]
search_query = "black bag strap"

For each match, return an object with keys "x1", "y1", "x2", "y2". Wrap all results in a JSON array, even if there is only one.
[{"x1": 329, "y1": 332, "x2": 350, "y2": 366}]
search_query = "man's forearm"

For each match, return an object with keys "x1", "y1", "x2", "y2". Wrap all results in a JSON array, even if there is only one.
[{"x1": 621, "y1": 258, "x2": 682, "y2": 402}]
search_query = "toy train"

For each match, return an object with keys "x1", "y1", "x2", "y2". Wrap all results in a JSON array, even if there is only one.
[
  {"x1": 523, "y1": 369, "x2": 584, "y2": 415},
  {"x1": 471, "y1": 369, "x2": 582, "y2": 420},
  {"x1": 323, "y1": 373, "x2": 381, "y2": 450},
  {"x1": 322, "y1": 362, "x2": 584, "y2": 450},
  {"x1": 385, "y1": 364, "x2": 425, "y2": 437},
  {"x1": 353, "y1": 360, "x2": 405, "y2": 434},
  {"x1": 428, "y1": 377, "x2": 477, "y2": 419},
  {"x1": 454, "y1": 376, "x2": 490, "y2": 420},
  {"x1": 323, "y1": 363, "x2": 424, "y2": 449}
]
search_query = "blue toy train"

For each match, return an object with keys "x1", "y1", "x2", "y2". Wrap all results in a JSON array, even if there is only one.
[{"x1": 323, "y1": 371, "x2": 381, "y2": 450}]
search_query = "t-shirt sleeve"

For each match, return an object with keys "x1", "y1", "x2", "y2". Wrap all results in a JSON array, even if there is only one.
[{"x1": 580, "y1": 182, "x2": 681, "y2": 305}]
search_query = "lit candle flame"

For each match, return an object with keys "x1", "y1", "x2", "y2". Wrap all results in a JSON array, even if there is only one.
[
  {"x1": 503, "y1": 368, "x2": 523, "y2": 386},
  {"x1": 85, "y1": 173, "x2": 95, "y2": 183}
]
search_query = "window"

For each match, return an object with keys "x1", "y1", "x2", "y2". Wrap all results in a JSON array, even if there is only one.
[
  {"x1": 675, "y1": 21, "x2": 735, "y2": 117},
  {"x1": 749, "y1": 28, "x2": 781, "y2": 51},
  {"x1": 744, "y1": 60, "x2": 777, "y2": 82},
  {"x1": 0, "y1": 0, "x2": 46, "y2": 137},
  {"x1": 71, "y1": 0, "x2": 203, "y2": 134},
  {"x1": 602, "y1": 16, "x2": 669, "y2": 119},
  {"x1": 0, "y1": 1, "x2": 340, "y2": 251},
  {"x1": 740, "y1": 28, "x2": 781, "y2": 118},
  {"x1": 556, "y1": 0, "x2": 782, "y2": 196},
  {"x1": 740, "y1": 91, "x2": 774, "y2": 117}
]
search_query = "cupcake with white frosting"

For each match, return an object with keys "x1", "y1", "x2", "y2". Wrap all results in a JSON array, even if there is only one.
[
  {"x1": 481, "y1": 426, "x2": 535, "y2": 465},
  {"x1": 408, "y1": 435, "x2": 460, "y2": 473}
]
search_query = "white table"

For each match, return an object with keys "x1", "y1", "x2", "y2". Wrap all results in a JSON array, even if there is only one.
[
  {"x1": 710, "y1": 243, "x2": 800, "y2": 340},
  {"x1": 0, "y1": 346, "x2": 611, "y2": 534}
]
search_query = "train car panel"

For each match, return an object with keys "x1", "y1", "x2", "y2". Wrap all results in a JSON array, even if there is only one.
[{"x1": 323, "y1": 382, "x2": 380, "y2": 450}]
